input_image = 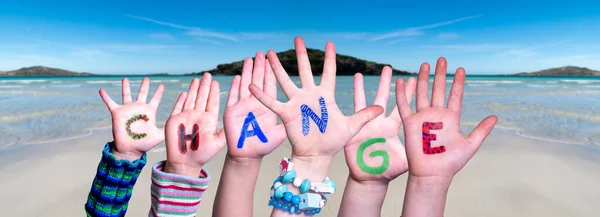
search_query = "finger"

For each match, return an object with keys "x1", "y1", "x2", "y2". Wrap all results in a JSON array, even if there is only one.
[
  {"x1": 240, "y1": 58, "x2": 253, "y2": 99},
  {"x1": 183, "y1": 78, "x2": 200, "y2": 111},
  {"x1": 416, "y1": 63, "x2": 431, "y2": 111},
  {"x1": 267, "y1": 50, "x2": 299, "y2": 99},
  {"x1": 447, "y1": 67, "x2": 466, "y2": 112},
  {"x1": 149, "y1": 84, "x2": 165, "y2": 108},
  {"x1": 405, "y1": 77, "x2": 417, "y2": 105},
  {"x1": 389, "y1": 77, "x2": 416, "y2": 122},
  {"x1": 348, "y1": 105, "x2": 384, "y2": 135},
  {"x1": 99, "y1": 89, "x2": 118, "y2": 111},
  {"x1": 252, "y1": 52, "x2": 266, "y2": 90},
  {"x1": 295, "y1": 36, "x2": 315, "y2": 87},
  {"x1": 320, "y1": 42, "x2": 336, "y2": 90},
  {"x1": 249, "y1": 84, "x2": 285, "y2": 114},
  {"x1": 226, "y1": 75, "x2": 241, "y2": 107},
  {"x1": 264, "y1": 60, "x2": 277, "y2": 99},
  {"x1": 136, "y1": 77, "x2": 150, "y2": 103},
  {"x1": 395, "y1": 78, "x2": 413, "y2": 121},
  {"x1": 206, "y1": 80, "x2": 221, "y2": 115},
  {"x1": 171, "y1": 92, "x2": 187, "y2": 116},
  {"x1": 122, "y1": 77, "x2": 132, "y2": 104},
  {"x1": 353, "y1": 73, "x2": 366, "y2": 113},
  {"x1": 215, "y1": 128, "x2": 227, "y2": 153},
  {"x1": 467, "y1": 115, "x2": 499, "y2": 154},
  {"x1": 196, "y1": 73, "x2": 213, "y2": 111},
  {"x1": 373, "y1": 66, "x2": 392, "y2": 114},
  {"x1": 431, "y1": 57, "x2": 448, "y2": 107}
]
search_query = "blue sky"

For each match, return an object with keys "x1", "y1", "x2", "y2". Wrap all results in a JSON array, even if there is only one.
[{"x1": 0, "y1": 0, "x2": 598, "y2": 74}]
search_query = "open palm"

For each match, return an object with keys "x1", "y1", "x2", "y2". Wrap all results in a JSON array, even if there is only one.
[
  {"x1": 164, "y1": 74, "x2": 225, "y2": 174},
  {"x1": 99, "y1": 77, "x2": 165, "y2": 159},
  {"x1": 223, "y1": 52, "x2": 286, "y2": 158},
  {"x1": 395, "y1": 57, "x2": 498, "y2": 178},
  {"x1": 344, "y1": 68, "x2": 416, "y2": 182},
  {"x1": 249, "y1": 37, "x2": 383, "y2": 158}
]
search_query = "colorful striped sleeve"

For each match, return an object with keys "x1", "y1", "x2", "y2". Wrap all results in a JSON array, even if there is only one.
[
  {"x1": 85, "y1": 142, "x2": 147, "y2": 217},
  {"x1": 149, "y1": 161, "x2": 210, "y2": 217}
]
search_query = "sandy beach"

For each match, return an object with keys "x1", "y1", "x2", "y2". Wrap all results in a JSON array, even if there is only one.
[{"x1": 1, "y1": 126, "x2": 599, "y2": 217}]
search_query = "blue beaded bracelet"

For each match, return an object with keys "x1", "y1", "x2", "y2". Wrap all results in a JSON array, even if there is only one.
[
  {"x1": 277, "y1": 158, "x2": 336, "y2": 194},
  {"x1": 270, "y1": 158, "x2": 337, "y2": 215},
  {"x1": 268, "y1": 197, "x2": 322, "y2": 215}
]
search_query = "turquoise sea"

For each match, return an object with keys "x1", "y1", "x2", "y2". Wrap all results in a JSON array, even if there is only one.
[{"x1": 1, "y1": 75, "x2": 599, "y2": 149}]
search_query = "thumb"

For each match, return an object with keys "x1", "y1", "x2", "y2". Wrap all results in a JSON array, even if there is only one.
[
  {"x1": 467, "y1": 115, "x2": 498, "y2": 153},
  {"x1": 157, "y1": 127, "x2": 165, "y2": 141},
  {"x1": 249, "y1": 84, "x2": 285, "y2": 114},
  {"x1": 216, "y1": 128, "x2": 227, "y2": 150},
  {"x1": 347, "y1": 105, "x2": 384, "y2": 136}
]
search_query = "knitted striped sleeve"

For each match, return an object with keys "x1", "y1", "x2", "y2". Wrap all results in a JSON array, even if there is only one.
[
  {"x1": 149, "y1": 161, "x2": 210, "y2": 217},
  {"x1": 85, "y1": 142, "x2": 147, "y2": 217}
]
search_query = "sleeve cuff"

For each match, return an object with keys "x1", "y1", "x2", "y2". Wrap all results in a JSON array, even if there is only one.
[
  {"x1": 103, "y1": 141, "x2": 147, "y2": 168},
  {"x1": 149, "y1": 161, "x2": 210, "y2": 217},
  {"x1": 85, "y1": 142, "x2": 147, "y2": 217}
]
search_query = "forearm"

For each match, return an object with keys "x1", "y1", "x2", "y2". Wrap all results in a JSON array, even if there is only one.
[
  {"x1": 149, "y1": 161, "x2": 211, "y2": 217},
  {"x1": 338, "y1": 176, "x2": 388, "y2": 217},
  {"x1": 401, "y1": 176, "x2": 452, "y2": 217},
  {"x1": 271, "y1": 155, "x2": 333, "y2": 217},
  {"x1": 85, "y1": 142, "x2": 147, "y2": 217},
  {"x1": 213, "y1": 155, "x2": 262, "y2": 217}
]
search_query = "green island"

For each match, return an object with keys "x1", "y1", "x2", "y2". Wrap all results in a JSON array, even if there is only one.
[
  {"x1": 186, "y1": 48, "x2": 413, "y2": 76},
  {"x1": 512, "y1": 66, "x2": 600, "y2": 76},
  {"x1": 0, "y1": 66, "x2": 93, "y2": 76}
]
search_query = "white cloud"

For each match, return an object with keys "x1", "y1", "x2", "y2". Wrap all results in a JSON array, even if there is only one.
[
  {"x1": 126, "y1": 14, "x2": 237, "y2": 42},
  {"x1": 70, "y1": 49, "x2": 105, "y2": 58},
  {"x1": 436, "y1": 33, "x2": 460, "y2": 39},
  {"x1": 95, "y1": 44, "x2": 188, "y2": 51},
  {"x1": 372, "y1": 29, "x2": 423, "y2": 41},
  {"x1": 422, "y1": 44, "x2": 513, "y2": 52},
  {"x1": 372, "y1": 15, "x2": 481, "y2": 41},
  {"x1": 195, "y1": 38, "x2": 223, "y2": 45},
  {"x1": 497, "y1": 49, "x2": 540, "y2": 58},
  {"x1": 388, "y1": 38, "x2": 412, "y2": 44},
  {"x1": 237, "y1": 32, "x2": 290, "y2": 40},
  {"x1": 150, "y1": 33, "x2": 176, "y2": 40}
]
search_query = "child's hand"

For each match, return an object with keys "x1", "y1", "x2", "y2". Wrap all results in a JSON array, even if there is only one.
[
  {"x1": 249, "y1": 37, "x2": 383, "y2": 179},
  {"x1": 395, "y1": 57, "x2": 498, "y2": 179},
  {"x1": 164, "y1": 74, "x2": 225, "y2": 178},
  {"x1": 223, "y1": 52, "x2": 286, "y2": 160},
  {"x1": 99, "y1": 77, "x2": 165, "y2": 161},
  {"x1": 344, "y1": 68, "x2": 416, "y2": 183}
]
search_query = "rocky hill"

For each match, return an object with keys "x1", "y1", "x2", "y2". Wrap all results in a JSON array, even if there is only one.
[
  {"x1": 0, "y1": 66, "x2": 94, "y2": 76},
  {"x1": 514, "y1": 66, "x2": 600, "y2": 76},
  {"x1": 186, "y1": 48, "x2": 413, "y2": 76}
]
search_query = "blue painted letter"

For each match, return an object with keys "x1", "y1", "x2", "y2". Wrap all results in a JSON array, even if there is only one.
[
  {"x1": 237, "y1": 112, "x2": 268, "y2": 148},
  {"x1": 300, "y1": 97, "x2": 329, "y2": 136}
]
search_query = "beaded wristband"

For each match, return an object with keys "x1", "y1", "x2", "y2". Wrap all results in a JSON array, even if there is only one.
[{"x1": 269, "y1": 157, "x2": 336, "y2": 215}]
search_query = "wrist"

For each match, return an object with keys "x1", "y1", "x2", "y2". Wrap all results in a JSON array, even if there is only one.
[
  {"x1": 348, "y1": 175, "x2": 390, "y2": 189},
  {"x1": 407, "y1": 175, "x2": 453, "y2": 188},
  {"x1": 164, "y1": 162, "x2": 204, "y2": 178},
  {"x1": 290, "y1": 155, "x2": 333, "y2": 181},
  {"x1": 401, "y1": 175, "x2": 452, "y2": 217},
  {"x1": 109, "y1": 142, "x2": 143, "y2": 161},
  {"x1": 225, "y1": 153, "x2": 263, "y2": 165}
]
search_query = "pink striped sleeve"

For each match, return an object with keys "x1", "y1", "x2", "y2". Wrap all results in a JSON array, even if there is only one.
[{"x1": 148, "y1": 161, "x2": 210, "y2": 217}]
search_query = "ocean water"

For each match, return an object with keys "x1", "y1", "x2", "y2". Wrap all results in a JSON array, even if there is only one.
[{"x1": 0, "y1": 75, "x2": 599, "y2": 149}]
